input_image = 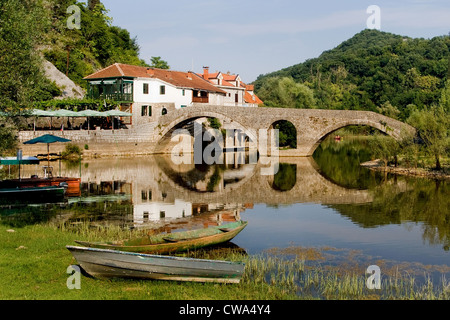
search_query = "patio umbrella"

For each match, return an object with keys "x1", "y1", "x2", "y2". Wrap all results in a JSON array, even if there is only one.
[
  {"x1": 53, "y1": 109, "x2": 80, "y2": 130},
  {"x1": 78, "y1": 110, "x2": 105, "y2": 130},
  {"x1": 23, "y1": 134, "x2": 71, "y2": 168},
  {"x1": 104, "y1": 110, "x2": 132, "y2": 130},
  {"x1": 30, "y1": 109, "x2": 57, "y2": 131}
]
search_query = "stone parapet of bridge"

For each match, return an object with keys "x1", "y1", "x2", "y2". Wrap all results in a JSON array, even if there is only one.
[{"x1": 18, "y1": 106, "x2": 415, "y2": 158}]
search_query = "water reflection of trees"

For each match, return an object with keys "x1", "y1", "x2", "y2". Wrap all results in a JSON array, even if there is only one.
[
  {"x1": 272, "y1": 163, "x2": 297, "y2": 191},
  {"x1": 313, "y1": 136, "x2": 385, "y2": 189},
  {"x1": 323, "y1": 161, "x2": 450, "y2": 251}
]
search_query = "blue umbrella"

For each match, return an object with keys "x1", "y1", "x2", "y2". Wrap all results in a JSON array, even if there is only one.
[
  {"x1": 23, "y1": 134, "x2": 71, "y2": 167},
  {"x1": 23, "y1": 134, "x2": 71, "y2": 145}
]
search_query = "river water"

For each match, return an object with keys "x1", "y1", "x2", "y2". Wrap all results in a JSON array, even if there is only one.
[{"x1": 1, "y1": 136, "x2": 449, "y2": 282}]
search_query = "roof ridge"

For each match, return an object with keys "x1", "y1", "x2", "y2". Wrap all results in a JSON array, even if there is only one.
[{"x1": 115, "y1": 63, "x2": 125, "y2": 77}]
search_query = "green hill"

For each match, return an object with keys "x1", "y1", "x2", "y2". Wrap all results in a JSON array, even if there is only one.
[{"x1": 254, "y1": 29, "x2": 450, "y2": 121}]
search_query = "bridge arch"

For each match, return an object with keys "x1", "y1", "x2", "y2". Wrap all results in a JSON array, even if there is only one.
[
  {"x1": 155, "y1": 110, "x2": 258, "y2": 154},
  {"x1": 269, "y1": 119, "x2": 297, "y2": 150},
  {"x1": 305, "y1": 118, "x2": 407, "y2": 156}
]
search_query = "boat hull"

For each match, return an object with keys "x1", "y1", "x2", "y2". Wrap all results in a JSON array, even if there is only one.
[
  {"x1": 66, "y1": 246, "x2": 245, "y2": 283},
  {"x1": 75, "y1": 221, "x2": 248, "y2": 255},
  {"x1": 0, "y1": 186, "x2": 65, "y2": 204},
  {"x1": 0, "y1": 177, "x2": 81, "y2": 197}
]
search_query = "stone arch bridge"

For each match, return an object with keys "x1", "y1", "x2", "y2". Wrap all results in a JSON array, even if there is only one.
[
  {"x1": 155, "y1": 105, "x2": 416, "y2": 157},
  {"x1": 19, "y1": 105, "x2": 416, "y2": 158}
]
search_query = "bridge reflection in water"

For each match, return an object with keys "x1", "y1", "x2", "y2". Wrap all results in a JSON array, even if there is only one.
[{"x1": 19, "y1": 153, "x2": 374, "y2": 230}]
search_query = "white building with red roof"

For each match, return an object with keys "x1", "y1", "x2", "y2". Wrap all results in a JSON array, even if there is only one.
[
  {"x1": 199, "y1": 67, "x2": 263, "y2": 108},
  {"x1": 83, "y1": 63, "x2": 262, "y2": 126}
]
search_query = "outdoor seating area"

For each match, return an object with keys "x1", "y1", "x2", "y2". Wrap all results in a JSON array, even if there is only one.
[{"x1": 22, "y1": 109, "x2": 132, "y2": 131}]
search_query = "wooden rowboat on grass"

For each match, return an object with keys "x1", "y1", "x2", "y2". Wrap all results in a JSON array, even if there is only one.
[
  {"x1": 75, "y1": 221, "x2": 248, "y2": 255},
  {"x1": 66, "y1": 245, "x2": 245, "y2": 283}
]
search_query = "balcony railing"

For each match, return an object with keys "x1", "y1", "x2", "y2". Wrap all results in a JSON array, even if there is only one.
[{"x1": 88, "y1": 93, "x2": 133, "y2": 102}]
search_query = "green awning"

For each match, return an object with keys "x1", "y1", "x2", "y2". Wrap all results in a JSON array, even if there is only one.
[
  {"x1": 104, "y1": 110, "x2": 133, "y2": 117},
  {"x1": 77, "y1": 110, "x2": 104, "y2": 117},
  {"x1": 52, "y1": 109, "x2": 81, "y2": 117},
  {"x1": 26, "y1": 109, "x2": 133, "y2": 118}
]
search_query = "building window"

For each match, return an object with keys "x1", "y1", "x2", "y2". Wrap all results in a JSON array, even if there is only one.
[
  {"x1": 143, "y1": 83, "x2": 149, "y2": 94},
  {"x1": 141, "y1": 105, "x2": 148, "y2": 116},
  {"x1": 180, "y1": 105, "x2": 187, "y2": 108},
  {"x1": 160, "y1": 85, "x2": 165, "y2": 95},
  {"x1": 235, "y1": 93, "x2": 239, "y2": 103},
  {"x1": 148, "y1": 105, "x2": 152, "y2": 116},
  {"x1": 182, "y1": 89, "x2": 185, "y2": 96},
  {"x1": 160, "y1": 211, "x2": 166, "y2": 219},
  {"x1": 162, "y1": 107, "x2": 167, "y2": 115}
]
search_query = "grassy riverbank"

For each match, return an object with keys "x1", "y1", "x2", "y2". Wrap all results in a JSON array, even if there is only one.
[{"x1": 1, "y1": 222, "x2": 449, "y2": 300}]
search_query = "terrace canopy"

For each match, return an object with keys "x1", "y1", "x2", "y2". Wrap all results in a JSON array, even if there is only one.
[{"x1": 27, "y1": 109, "x2": 132, "y2": 130}]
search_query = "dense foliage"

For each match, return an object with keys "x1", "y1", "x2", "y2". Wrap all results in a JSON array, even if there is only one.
[
  {"x1": 0, "y1": 0, "x2": 158, "y2": 155},
  {"x1": 254, "y1": 29, "x2": 450, "y2": 121},
  {"x1": 42, "y1": 0, "x2": 149, "y2": 89}
]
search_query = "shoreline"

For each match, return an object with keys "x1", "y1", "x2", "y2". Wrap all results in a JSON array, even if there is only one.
[{"x1": 361, "y1": 160, "x2": 450, "y2": 180}]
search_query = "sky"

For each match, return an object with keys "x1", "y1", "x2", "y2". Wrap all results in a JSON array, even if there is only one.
[{"x1": 92, "y1": 0, "x2": 450, "y2": 83}]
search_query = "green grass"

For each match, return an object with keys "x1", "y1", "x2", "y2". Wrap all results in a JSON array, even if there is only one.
[{"x1": 0, "y1": 223, "x2": 449, "y2": 300}]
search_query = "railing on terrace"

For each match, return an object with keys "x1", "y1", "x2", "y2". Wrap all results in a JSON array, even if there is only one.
[{"x1": 88, "y1": 93, "x2": 133, "y2": 102}]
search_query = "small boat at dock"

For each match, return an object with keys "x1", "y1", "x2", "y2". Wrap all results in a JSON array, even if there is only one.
[
  {"x1": 0, "y1": 177, "x2": 81, "y2": 197},
  {"x1": 0, "y1": 185, "x2": 66, "y2": 204},
  {"x1": 66, "y1": 245, "x2": 245, "y2": 283},
  {"x1": 75, "y1": 221, "x2": 248, "y2": 255}
]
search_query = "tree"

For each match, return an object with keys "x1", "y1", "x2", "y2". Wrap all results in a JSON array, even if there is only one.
[
  {"x1": 407, "y1": 105, "x2": 449, "y2": 170},
  {"x1": 0, "y1": 0, "x2": 58, "y2": 111},
  {"x1": 0, "y1": 120, "x2": 18, "y2": 157},
  {"x1": 440, "y1": 80, "x2": 450, "y2": 112},
  {"x1": 376, "y1": 101, "x2": 400, "y2": 120},
  {"x1": 150, "y1": 56, "x2": 170, "y2": 69},
  {"x1": 257, "y1": 77, "x2": 316, "y2": 109},
  {"x1": 368, "y1": 134, "x2": 400, "y2": 168}
]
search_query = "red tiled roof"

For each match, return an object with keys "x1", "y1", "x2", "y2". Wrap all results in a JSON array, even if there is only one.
[
  {"x1": 222, "y1": 73, "x2": 239, "y2": 81},
  {"x1": 244, "y1": 91, "x2": 263, "y2": 105},
  {"x1": 84, "y1": 63, "x2": 226, "y2": 94}
]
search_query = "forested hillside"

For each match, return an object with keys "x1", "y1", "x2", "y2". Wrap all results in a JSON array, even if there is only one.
[
  {"x1": 0, "y1": 0, "x2": 147, "y2": 111},
  {"x1": 254, "y1": 29, "x2": 450, "y2": 121}
]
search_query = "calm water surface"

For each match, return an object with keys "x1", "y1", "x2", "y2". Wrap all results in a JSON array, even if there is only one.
[{"x1": 1, "y1": 137, "x2": 449, "y2": 280}]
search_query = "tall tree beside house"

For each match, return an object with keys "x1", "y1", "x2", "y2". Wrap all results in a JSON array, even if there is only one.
[
  {"x1": 0, "y1": 0, "x2": 60, "y2": 111},
  {"x1": 42, "y1": 0, "x2": 149, "y2": 89},
  {"x1": 0, "y1": 0, "x2": 61, "y2": 155},
  {"x1": 150, "y1": 56, "x2": 170, "y2": 70},
  {"x1": 88, "y1": 0, "x2": 101, "y2": 10}
]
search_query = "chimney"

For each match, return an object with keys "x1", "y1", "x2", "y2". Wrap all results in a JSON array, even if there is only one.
[{"x1": 203, "y1": 66, "x2": 209, "y2": 80}]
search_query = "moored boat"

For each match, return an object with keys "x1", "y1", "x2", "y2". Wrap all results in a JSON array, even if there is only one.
[
  {"x1": 0, "y1": 177, "x2": 81, "y2": 197},
  {"x1": 66, "y1": 245, "x2": 245, "y2": 283},
  {"x1": 75, "y1": 221, "x2": 248, "y2": 255},
  {"x1": 0, "y1": 185, "x2": 66, "y2": 204}
]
